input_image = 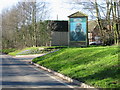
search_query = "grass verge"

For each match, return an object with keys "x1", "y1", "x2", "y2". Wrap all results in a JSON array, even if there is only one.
[
  {"x1": 32, "y1": 46, "x2": 120, "y2": 88},
  {"x1": 1, "y1": 48, "x2": 16, "y2": 54},
  {"x1": 9, "y1": 46, "x2": 67, "y2": 56}
]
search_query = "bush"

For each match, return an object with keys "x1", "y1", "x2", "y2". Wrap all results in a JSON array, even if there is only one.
[{"x1": 1, "y1": 49, "x2": 16, "y2": 54}]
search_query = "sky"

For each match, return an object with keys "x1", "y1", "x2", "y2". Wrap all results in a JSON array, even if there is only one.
[
  {"x1": 45, "y1": 0, "x2": 80, "y2": 20},
  {"x1": 0, "y1": 0, "x2": 19, "y2": 13},
  {"x1": 0, "y1": 0, "x2": 82, "y2": 20},
  {"x1": 0, "y1": 0, "x2": 92, "y2": 20}
]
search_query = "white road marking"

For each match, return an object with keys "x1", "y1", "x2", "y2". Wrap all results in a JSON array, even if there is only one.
[
  {"x1": 29, "y1": 64, "x2": 75, "y2": 88},
  {"x1": 4, "y1": 55, "x2": 76, "y2": 88}
]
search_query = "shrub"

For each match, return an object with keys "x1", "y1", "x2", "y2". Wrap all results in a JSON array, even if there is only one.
[{"x1": 1, "y1": 49, "x2": 16, "y2": 54}]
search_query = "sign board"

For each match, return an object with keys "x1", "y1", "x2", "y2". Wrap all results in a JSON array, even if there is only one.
[{"x1": 68, "y1": 12, "x2": 88, "y2": 47}]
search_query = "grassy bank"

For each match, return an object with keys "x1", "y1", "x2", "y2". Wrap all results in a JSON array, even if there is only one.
[{"x1": 32, "y1": 46, "x2": 120, "y2": 88}]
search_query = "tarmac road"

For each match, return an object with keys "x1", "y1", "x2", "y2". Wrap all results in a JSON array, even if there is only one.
[{"x1": 1, "y1": 54, "x2": 79, "y2": 89}]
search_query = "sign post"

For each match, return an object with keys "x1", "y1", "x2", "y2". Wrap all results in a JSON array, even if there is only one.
[{"x1": 68, "y1": 11, "x2": 88, "y2": 47}]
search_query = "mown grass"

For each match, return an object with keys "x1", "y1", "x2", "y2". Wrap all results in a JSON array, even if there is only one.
[
  {"x1": 32, "y1": 46, "x2": 120, "y2": 88},
  {"x1": 1, "y1": 48, "x2": 16, "y2": 54},
  {"x1": 9, "y1": 46, "x2": 67, "y2": 56},
  {"x1": 9, "y1": 47, "x2": 41, "y2": 56}
]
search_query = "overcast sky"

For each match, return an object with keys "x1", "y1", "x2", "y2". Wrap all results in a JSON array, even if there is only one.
[
  {"x1": 0, "y1": 0, "x2": 94, "y2": 20},
  {"x1": 0, "y1": 0, "x2": 19, "y2": 13},
  {"x1": 45, "y1": 0, "x2": 81, "y2": 20},
  {"x1": 0, "y1": 0, "x2": 78, "y2": 20}
]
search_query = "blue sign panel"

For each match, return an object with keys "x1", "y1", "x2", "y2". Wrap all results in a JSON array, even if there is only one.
[{"x1": 70, "y1": 17, "x2": 87, "y2": 42}]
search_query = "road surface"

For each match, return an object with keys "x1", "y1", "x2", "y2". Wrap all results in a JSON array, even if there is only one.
[{"x1": 1, "y1": 54, "x2": 79, "y2": 89}]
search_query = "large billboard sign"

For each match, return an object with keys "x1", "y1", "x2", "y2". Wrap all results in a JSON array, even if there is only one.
[
  {"x1": 68, "y1": 11, "x2": 88, "y2": 46},
  {"x1": 69, "y1": 17, "x2": 88, "y2": 46}
]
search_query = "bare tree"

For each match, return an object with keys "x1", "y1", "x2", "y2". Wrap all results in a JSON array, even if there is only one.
[
  {"x1": 2, "y1": 0, "x2": 49, "y2": 49},
  {"x1": 72, "y1": 0, "x2": 120, "y2": 45}
]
